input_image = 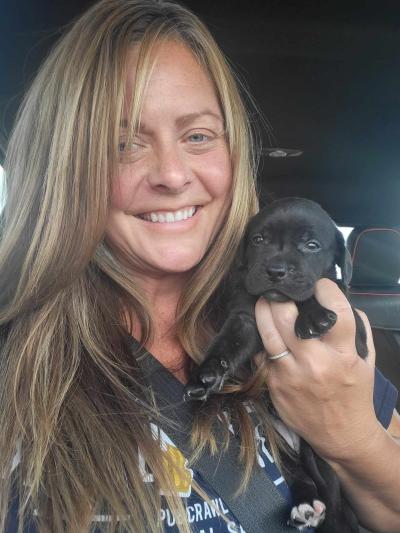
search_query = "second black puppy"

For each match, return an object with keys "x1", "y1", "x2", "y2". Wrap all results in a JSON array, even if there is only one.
[{"x1": 184, "y1": 197, "x2": 368, "y2": 532}]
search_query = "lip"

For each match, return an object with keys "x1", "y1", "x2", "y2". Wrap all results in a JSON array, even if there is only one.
[
  {"x1": 133, "y1": 205, "x2": 201, "y2": 218},
  {"x1": 133, "y1": 206, "x2": 202, "y2": 230},
  {"x1": 245, "y1": 275, "x2": 315, "y2": 300},
  {"x1": 262, "y1": 289, "x2": 291, "y2": 302},
  {"x1": 260, "y1": 285, "x2": 315, "y2": 302}
]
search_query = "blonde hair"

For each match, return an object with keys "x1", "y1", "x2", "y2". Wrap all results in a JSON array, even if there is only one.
[{"x1": 0, "y1": 1, "x2": 276, "y2": 531}]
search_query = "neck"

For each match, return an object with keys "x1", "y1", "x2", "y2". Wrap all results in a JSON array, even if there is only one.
[{"x1": 129, "y1": 272, "x2": 191, "y2": 383}]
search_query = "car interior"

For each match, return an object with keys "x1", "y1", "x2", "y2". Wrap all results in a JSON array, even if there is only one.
[
  {"x1": 0, "y1": 4, "x2": 399, "y2": 531},
  {"x1": 2, "y1": 0, "x2": 398, "y2": 403}
]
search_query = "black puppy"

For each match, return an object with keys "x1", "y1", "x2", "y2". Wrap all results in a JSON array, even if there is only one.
[{"x1": 184, "y1": 197, "x2": 368, "y2": 532}]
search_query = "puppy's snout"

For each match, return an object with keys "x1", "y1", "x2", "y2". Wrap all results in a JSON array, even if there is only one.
[{"x1": 266, "y1": 265, "x2": 288, "y2": 281}]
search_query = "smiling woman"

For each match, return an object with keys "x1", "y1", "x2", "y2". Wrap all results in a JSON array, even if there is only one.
[{"x1": 0, "y1": 2, "x2": 262, "y2": 531}]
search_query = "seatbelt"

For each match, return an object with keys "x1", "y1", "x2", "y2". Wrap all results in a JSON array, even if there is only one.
[{"x1": 134, "y1": 344, "x2": 293, "y2": 533}]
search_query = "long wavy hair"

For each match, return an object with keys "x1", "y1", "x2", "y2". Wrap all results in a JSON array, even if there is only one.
[{"x1": 0, "y1": 1, "x2": 278, "y2": 531}]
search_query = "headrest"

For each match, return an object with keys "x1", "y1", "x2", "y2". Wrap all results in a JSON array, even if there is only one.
[{"x1": 347, "y1": 227, "x2": 400, "y2": 287}]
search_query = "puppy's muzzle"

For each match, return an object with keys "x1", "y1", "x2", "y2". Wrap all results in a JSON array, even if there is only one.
[
  {"x1": 245, "y1": 261, "x2": 315, "y2": 302},
  {"x1": 266, "y1": 264, "x2": 294, "y2": 282}
]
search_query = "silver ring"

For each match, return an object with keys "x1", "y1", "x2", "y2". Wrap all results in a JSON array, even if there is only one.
[{"x1": 269, "y1": 349, "x2": 291, "y2": 361}]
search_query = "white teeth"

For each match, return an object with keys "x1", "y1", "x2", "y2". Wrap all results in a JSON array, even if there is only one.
[{"x1": 140, "y1": 207, "x2": 197, "y2": 223}]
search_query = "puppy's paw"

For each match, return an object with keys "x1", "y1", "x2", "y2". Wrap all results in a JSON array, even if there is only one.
[
  {"x1": 295, "y1": 307, "x2": 337, "y2": 339},
  {"x1": 183, "y1": 358, "x2": 230, "y2": 402},
  {"x1": 288, "y1": 500, "x2": 326, "y2": 530},
  {"x1": 183, "y1": 383, "x2": 208, "y2": 402}
]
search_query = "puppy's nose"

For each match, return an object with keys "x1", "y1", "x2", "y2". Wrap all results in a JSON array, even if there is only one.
[{"x1": 266, "y1": 265, "x2": 288, "y2": 281}]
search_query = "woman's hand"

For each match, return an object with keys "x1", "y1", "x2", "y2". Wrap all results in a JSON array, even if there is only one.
[{"x1": 255, "y1": 278, "x2": 381, "y2": 463}]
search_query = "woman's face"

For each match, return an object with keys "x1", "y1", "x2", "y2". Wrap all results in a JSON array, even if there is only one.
[{"x1": 106, "y1": 41, "x2": 232, "y2": 278}]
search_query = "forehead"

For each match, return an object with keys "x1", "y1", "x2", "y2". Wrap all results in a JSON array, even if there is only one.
[
  {"x1": 249, "y1": 204, "x2": 336, "y2": 240},
  {"x1": 123, "y1": 40, "x2": 221, "y2": 118}
]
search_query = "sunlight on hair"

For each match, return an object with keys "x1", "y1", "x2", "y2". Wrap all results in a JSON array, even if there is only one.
[{"x1": 0, "y1": 164, "x2": 5, "y2": 211}]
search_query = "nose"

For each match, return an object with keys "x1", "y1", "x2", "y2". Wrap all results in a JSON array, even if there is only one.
[
  {"x1": 266, "y1": 265, "x2": 288, "y2": 281},
  {"x1": 148, "y1": 144, "x2": 191, "y2": 193}
]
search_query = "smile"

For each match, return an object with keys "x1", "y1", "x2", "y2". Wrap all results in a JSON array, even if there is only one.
[{"x1": 137, "y1": 206, "x2": 198, "y2": 223}]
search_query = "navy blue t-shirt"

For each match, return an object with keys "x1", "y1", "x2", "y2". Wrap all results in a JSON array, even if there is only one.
[{"x1": 6, "y1": 368, "x2": 397, "y2": 533}]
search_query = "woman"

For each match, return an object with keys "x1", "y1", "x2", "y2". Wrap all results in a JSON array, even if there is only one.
[{"x1": 0, "y1": 1, "x2": 399, "y2": 532}]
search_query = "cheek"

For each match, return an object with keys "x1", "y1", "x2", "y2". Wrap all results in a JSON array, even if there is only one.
[
  {"x1": 298, "y1": 258, "x2": 323, "y2": 281},
  {"x1": 110, "y1": 169, "x2": 138, "y2": 211},
  {"x1": 200, "y1": 152, "x2": 232, "y2": 200}
]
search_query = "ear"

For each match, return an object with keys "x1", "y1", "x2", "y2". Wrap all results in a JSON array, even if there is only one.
[
  {"x1": 335, "y1": 229, "x2": 353, "y2": 286},
  {"x1": 231, "y1": 230, "x2": 249, "y2": 274}
]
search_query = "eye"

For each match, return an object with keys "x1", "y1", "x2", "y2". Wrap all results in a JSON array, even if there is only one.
[
  {"x1": 118, "y1": 138, "x2": 145, "y2": 163},
  {"x1": 187, "y1": 132, "x2": 210, "y2": 143},
  {"x1": 119, "y1": 141, "x2": 141, "y2": 152},
  {"x1": 184, "y1": 128, "x2": 225, "y2": 153},
  {"x1": 252, "y1": 233, "x2": 264, "y2": 245},
  {"x1": 304, "y1": 240, "x2": 321, "y2": 251}
]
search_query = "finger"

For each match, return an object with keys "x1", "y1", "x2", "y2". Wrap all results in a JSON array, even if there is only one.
[
  {"x1": 356, "y1": 309, "x2": 376, "y2": 367},
  {"x1": 268, "y1": 299, "x2": 317, "y2": 356},
  {"x1": 255, "y1": 297, "x2": 294, "y2": 362},
  {"x1": 313, "y1": 278, "x2": 356, "y2": 352}
]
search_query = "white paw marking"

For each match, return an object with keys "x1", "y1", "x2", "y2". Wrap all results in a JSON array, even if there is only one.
[{"x1": 288, "y1": 500, "x2": 326, "y2": 530}]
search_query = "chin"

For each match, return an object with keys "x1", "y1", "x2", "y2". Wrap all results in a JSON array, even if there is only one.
[
  {"x1": 262, "y1": 290, "x2": 291, "y2": 302},
  {"x1": 261, "y1": 287, "x2": 315, "y2": 303},
  {"x1": 151, "y1": 254, "x2": 205, "y2": 275}
]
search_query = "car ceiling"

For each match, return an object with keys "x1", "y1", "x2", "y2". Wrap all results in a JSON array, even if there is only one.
[{"x1": 1, "y1": 1, "x2": 400, "y2": 226}]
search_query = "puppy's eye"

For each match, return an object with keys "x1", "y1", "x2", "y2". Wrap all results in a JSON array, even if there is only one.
[
  {"x1": 304, "y1": 240, "x2": 321, "y2": 251},
  {"x1": 252, "y1": 234, "x2": 264, "y2": 245}
]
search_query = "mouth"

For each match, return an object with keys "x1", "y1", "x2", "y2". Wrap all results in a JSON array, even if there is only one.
[
  {"x1": 261, "y1": 285, "x2": 316, "y2": 302},
  {"x1": 246, "y1": 276, "x2": 315, "y2": 302},
  {"x1": 262, "y1": 289, "x2": 291, "y2": 302},
  {"x1": 134, "y1": 206, "x2": 201, "y2": 223}
]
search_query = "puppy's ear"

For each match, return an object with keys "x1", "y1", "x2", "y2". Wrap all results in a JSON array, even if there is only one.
[
  {"x1": 335, "y1": 229, "x2": 353, "y2": 286},
  {"x1": 231, "y1": 232, "x2": 249, "y2": 274}
]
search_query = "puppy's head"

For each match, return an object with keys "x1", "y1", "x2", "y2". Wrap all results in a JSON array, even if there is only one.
[{"x1": 236, "y1": 198, "x2": 352, "y2": 302}]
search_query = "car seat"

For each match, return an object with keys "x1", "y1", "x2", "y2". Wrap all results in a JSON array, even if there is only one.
[{"x1": 347, "y1": 226, "x2": 400, "y2": 410}]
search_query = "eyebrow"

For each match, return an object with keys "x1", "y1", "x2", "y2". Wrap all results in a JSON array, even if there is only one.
[
  {"x1": 119, "y1": 110, "x2": 224, "y2": 132},
  {"x1": 175, "y1": 110, "x2": 224, "y2": 129}
]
